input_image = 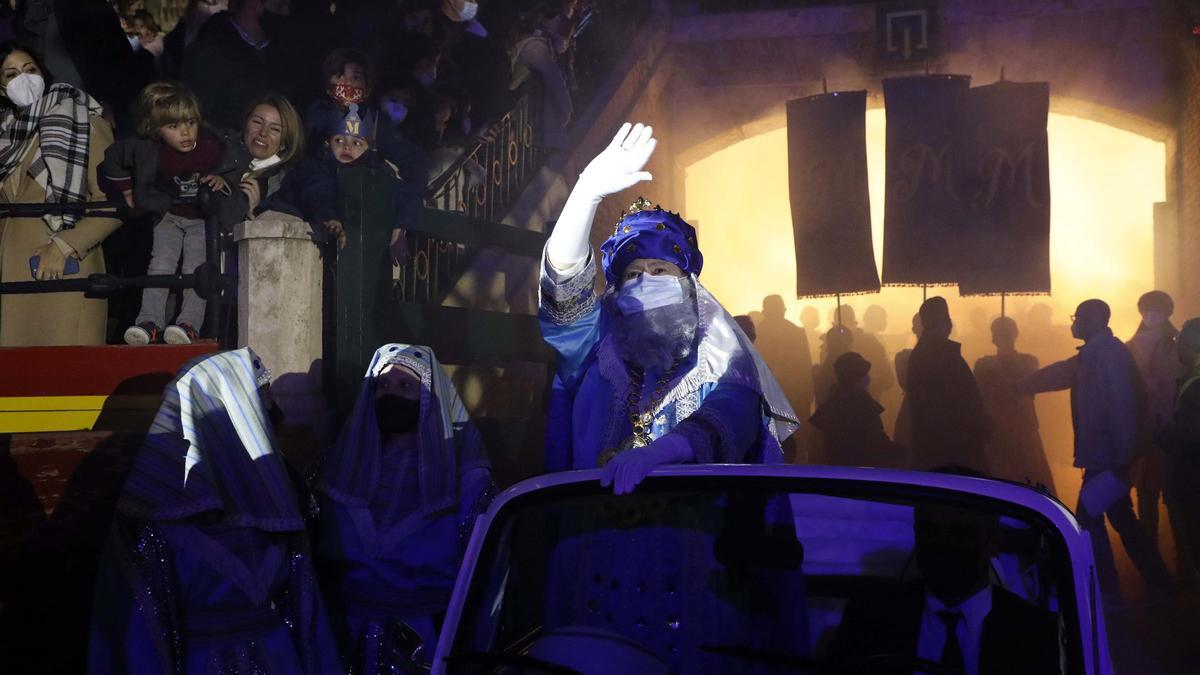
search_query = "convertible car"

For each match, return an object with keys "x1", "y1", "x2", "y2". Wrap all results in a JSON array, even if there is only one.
[{"x1": 429, "y1": 465, "x2": 1112, "y2": 674}]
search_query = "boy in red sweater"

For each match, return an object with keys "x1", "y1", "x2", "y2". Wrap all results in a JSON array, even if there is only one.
[{"x1": 101, "y1": 82, "x2": 248, "y2": 344}]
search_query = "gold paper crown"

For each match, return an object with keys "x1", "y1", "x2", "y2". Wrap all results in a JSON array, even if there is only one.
[
  {"x1": 628, "y1": 196, "x2": 659, "y2": 215},
  {"x1": 614, "y1": 196, "x2": 662, "y2": 235}
]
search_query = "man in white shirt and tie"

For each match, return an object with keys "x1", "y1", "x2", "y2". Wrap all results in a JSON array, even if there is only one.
[{"x1": 829, "y1": 499, "x2": 1061, "y2": 674}]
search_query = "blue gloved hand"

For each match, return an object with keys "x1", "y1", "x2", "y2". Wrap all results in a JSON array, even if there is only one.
[{"x1": 600, "y1": 432, "x2": 695, "y2": 495}]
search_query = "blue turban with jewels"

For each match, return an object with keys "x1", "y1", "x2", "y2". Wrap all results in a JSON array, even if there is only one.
[{"x1": 600, "y1": 197, "x2": 703, "y2": 287}]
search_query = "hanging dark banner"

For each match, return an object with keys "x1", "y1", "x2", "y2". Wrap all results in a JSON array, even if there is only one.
[
  {"x1": 881, "y1": 74, "x2": 972, "y2": 286},
  {"x1": 786, "y1": 90, "x2": 880, "y2": 298},
  {"x1": 956, "y1": 81, "x2": 1051, "y2": 295}
]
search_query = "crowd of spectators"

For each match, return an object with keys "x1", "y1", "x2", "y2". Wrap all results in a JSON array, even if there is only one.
[{"x1": 0, "y1": 0, "x2": 596, "y2": 348}]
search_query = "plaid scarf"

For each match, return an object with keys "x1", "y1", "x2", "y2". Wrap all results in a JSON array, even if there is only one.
[{"x1": 0, "y1": 83, "x2": 102, "y2": 231}]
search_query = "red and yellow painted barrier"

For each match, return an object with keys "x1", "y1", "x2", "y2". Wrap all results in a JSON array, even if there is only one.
[{"x1": 0, "y1": 343, "x2": 219, "y2": 433}]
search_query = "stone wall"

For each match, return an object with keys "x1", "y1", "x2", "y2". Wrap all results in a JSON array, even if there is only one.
[
  {"x1": 664, "y1": 0, "x2": 1193, "y2": 309},
  {"x1": 1177, "y1": 24, "x2": 1200, "y2": 317},
  {"x1": 669, "y1": 0, "x2": 1178, "y2": 162}
]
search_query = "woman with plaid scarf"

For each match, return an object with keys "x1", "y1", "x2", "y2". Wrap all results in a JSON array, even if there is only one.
[{"x1": 0, "y1": 42, "x2": 121, "y2": 346}]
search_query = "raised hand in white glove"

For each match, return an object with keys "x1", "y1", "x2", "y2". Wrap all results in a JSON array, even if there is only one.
[
  {"x1": 600, "y1": 432, "x2": 695, "y2": 495},
  {"x1": 576, "y1": 122, "x2": 657, "y2": 200},
  {"x1": 547, "y1": 122, "x2": 658, "y2": 270}
]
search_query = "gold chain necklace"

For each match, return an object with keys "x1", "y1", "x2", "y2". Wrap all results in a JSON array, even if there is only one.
[{"x1": 597, "y1": 366, "x2": 676, "y2": 467}]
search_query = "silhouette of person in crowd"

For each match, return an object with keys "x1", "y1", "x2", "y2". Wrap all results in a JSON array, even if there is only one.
[
  {"x1": 1126, "y1": 291, "x2": 1183, "y2": 560},
  {"x1": 800, "y1": 305, "x2": 821, "y2": 367},
  {"x1": 974, "y1": 317, "x2": 1055, "y2": 494},
  {"x1": 1156, "y1": 318, "x2": 1200, "y2": 587},
  {"x1": 893, "y1": 312, "x2": 921, "y2": 455},
  {"x1": 907, "y1": 297, "x2": 992, "y2": 473},
  {"x1": 846, "y1": 304, "x2": 896, "y2": 404},
  {"x1": 1024, "y1": 299, "x2": 1172, "y2": 598},
  {"x1": 733, "y1": 314, "x2": 757, "y2": 343},
  {"x1": 814, "y1": 324, "x2": 855, "y2": 409},
  {"x1": 808, "y1": 351, "x2": 905, "y2": 468},
  {"x1": 756, "y1": 295, "x2": 814, "y2": 418}
]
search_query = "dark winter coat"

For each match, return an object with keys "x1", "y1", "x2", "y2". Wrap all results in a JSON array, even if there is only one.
[
  {"x1": 98, "y1": 127, "x2": 251, "y2": 229},
  {"x1": 181, "y1": 12, "x2": 278, "y2": 130},
  {"x1": 809, "y1": 385, "x2": 905, "y2": 468},
  {"x1": 1025, "y1": 329, "x2": 1141, "y2": 472},
  {"x1": 260, "y1": 150, "x2": 423, "y2": 233},
  {"x1": 907, "y1": 336, "x2": 993, "y2": 473}
]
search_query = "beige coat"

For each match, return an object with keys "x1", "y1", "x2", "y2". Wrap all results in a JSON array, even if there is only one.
[{"x1": 0, "y1": 117, "x2": 120, "y2": 346}]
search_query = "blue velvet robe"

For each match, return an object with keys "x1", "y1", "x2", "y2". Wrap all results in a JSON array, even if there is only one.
[
  {"x1": 316, "y1": 459, "x2": 493, "y2": 668},
  {"x1": 87, "y1": 349, "x2": 342, "y2": 675},
  {"x1": 538, "y1": 253, "x2": 796, "y2": 470},
  {"x1": 537, "y1": 255, "x2": 808, "y2": 671},
  {"x1": 313, "y1": 344, "x2": 495, "y2": 672},
  {"x1": 89, "y1": 518, "x2": 343, "y2": 675}
]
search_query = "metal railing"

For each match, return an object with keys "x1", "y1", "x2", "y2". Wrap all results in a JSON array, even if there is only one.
[
  {"x1": 409, "y1": 90, "x2": 543, "y2": 306},
  {"x1": 392, "y1": 234, "x2": 469, "y2": 306},
  {"x1": 423, "y1": 1, "x2": 652, "y2": 226},
  {"x1": 425, "y1": 88, "x2": 542, "y2": 224},
  {"x1": 0, "y1": 199, "x2": 236, "y2": 347}
]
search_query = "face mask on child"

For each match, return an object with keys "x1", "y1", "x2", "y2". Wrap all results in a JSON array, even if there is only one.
[
  {"x1": 328, "y1": 82, "x2": 366, "y2": 108},
  {"x1": 382, "y1": 101, "x2": 408, "y2": 126},
  {"x1": 6, "y1": 73, "x2": 45, "y2": 109}
]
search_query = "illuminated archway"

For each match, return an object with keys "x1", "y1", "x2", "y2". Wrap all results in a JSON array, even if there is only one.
[
  {"x1": 683, "y1": 109, "x2": 1166, "y2": 341},
  {"x1": 683, "y1": 110, "x2": 1168, "y2": 539}
]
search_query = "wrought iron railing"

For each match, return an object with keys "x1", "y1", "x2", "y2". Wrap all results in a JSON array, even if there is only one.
[
  {"x1": 411, "y1": 88, "x2": 542, "y2": 306},
  {"x1": 393, "y1": 234, "x2": 469, "y2": 306},
  {"x1": 398, "y1": 3, "x2": 665, "y2": 308},
  {"x1": 425, "y1": 88, "x2": 542, "y2": 224}
]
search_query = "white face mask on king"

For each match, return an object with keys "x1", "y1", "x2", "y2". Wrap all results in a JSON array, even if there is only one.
[
  {"x1": 6, "y1": 73, "x2": 45, "y2": 109},
  {"x1": 616, "y1": 274, "x2": 685, "y2": 314}
]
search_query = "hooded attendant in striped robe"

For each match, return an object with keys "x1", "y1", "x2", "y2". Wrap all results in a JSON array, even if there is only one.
[
  {"x1": 312, "y1": 343, "x2": 495, "y2": 672},
  {"x1": 87, "y1": 349, "x2": 342, "y2": 674}
]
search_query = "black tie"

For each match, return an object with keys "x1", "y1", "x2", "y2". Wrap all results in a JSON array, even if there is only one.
[{"x1": 938, "y1": 610, "x2": 966, "y2": 674}]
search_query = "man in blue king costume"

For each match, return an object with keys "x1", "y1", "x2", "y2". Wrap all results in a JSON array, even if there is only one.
[{"x1": 540, "y1": 122, "x2": 799, "y2": 490}]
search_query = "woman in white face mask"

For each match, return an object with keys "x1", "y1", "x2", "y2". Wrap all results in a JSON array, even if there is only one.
[{"x1": 0, "y1": 43, "x2": 121, "y2": 346}]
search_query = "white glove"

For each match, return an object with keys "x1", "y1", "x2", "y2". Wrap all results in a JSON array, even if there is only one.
[
  {"x1": 600, "y1": 431, "x2": 695, "y2": 495},
  {"x1": 546, "y1": 122, "x2": 658, "y2": 270}
]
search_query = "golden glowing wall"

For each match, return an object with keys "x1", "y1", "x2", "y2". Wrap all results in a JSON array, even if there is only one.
[{"x1": 684, "y1": 110, "x2": 1166, "y2": 343}]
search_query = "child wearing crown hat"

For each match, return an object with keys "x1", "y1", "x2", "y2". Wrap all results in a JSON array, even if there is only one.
[{"x1": 262, "y1": 103, "x2": 419, "y2": 265}]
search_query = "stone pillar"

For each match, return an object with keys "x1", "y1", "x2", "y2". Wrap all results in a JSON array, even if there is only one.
[{"x1": 234, "y1": 216, "x2": 326, "y2": 435}]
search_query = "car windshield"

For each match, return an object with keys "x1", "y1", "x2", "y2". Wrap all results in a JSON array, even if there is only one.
[{"x1": 447, "y1": 476, "x2": 1084, "y2": 675}]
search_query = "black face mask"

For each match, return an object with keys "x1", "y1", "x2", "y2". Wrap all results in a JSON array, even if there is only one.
[{"x1": 375, "y1": 395, "x2": 420, "y2": 436}]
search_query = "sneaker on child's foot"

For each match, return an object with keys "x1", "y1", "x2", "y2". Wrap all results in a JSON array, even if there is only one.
[
  {"x1": 164, "y1": 323, "x2": 199, "y2": 345},
  {"x1": 124, "y1": 322, "x2": 161, "y2": 345}
]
